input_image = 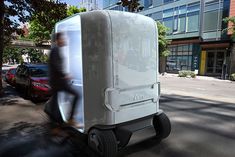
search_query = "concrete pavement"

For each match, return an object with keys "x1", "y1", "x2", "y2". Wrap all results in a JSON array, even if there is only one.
[
  {"x1": 160, "y1": 73, "x2": 235, "y2": 104},
  {"x1": 0, "y1": 81, "x2": 45, "y2": 131},
  {"x1": 1, "y1": 75, "x2": 235, "y2": 157}
]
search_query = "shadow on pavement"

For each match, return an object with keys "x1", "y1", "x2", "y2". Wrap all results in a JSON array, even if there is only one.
[
  {"x1": 1, "y1": 80, "x2": 235, "y2": 157},
  {"x1": 118, "y1": 94, "x2": 235, "y2": 157},
  {"x1": 0, "y1": 122, "x2": 98, "y2": 157}
]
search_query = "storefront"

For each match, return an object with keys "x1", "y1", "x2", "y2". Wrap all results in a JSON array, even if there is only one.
[
  {"x1": 166, "y1": 41, "x2": 201, "y2": 73},
  {"x1": 199, "y1": 42, "x2": 230, "y2": 77}
]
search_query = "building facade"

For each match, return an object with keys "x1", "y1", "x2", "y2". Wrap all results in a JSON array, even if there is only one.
[
  {"x1": 79, "y1": 0, "x2": 100, "y2": 11},
  {"x1": 103, "y1": 0, "x2": 235, "y2": 78}
]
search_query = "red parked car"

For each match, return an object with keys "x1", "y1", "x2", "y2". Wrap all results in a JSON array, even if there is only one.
[
  {"x1": 15, "y1": 63, "x2": 51, "y2": 101},
  {"x1": 5, "y1": 68, "x2": 16, "y2": 86}
]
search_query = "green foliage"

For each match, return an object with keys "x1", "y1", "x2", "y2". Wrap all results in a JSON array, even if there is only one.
[
  {"x1": 29, "y1": 3, "x2": 86, "y2": 44},
  {"x1": 1, "y1": 0, "x2": 32, "y2": 93},
  {"x1": 3, "y1": 47, "x2": 48, "y2": 64},
  {"x1": 117, "y1": 0, "x2": 144, "y2": 12},
  {"x1": 29, "y1": 1, "x2": 67, "y2": 45},
  {"x1": 231, "y1": 73, "x2": 235, "y2": 81},
  {"x1": 3, "y1": 48, "x2": 22, "y2": 64},
  {"x1": 2, "y1": 0, "x2": 32, "y2": 46},
  {"x1": 178, "y1": 70, "x2": 196, "y2": 78},
  {"x1": 157, "y1": 21, "x2": 171, "y2": 57},
  {"x1": 23, "y1": 48, "x2": 48, "y2": 63},
  {"x1": 67, "y1": 6, "x2": 86, "y2": 17},
  {"x1": 223, "y1": 16, "x2": 235, "y2": 40}
]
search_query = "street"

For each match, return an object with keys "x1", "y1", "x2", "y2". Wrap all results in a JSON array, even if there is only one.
[
  {"x1": 0, "y1": 75, "x2": 235, "y2": 157},
  {"x1": 118, "y1": 94, "x2": 235, "y2": 157}
]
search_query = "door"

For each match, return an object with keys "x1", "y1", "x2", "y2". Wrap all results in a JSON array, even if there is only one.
[
  {"x1": 206, "y1": 51, "x2": 225, "y2": 75},
  {"x1": 55, "y1": 15, "x2": 84, "y2": 129}
]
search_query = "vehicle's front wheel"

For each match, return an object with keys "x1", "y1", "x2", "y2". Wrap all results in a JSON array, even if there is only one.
[
  {"x1": 88, "y1": 128, "x2": 117, "y2": 157},
  {"x1": 153, "y1": 113, "x2": 171, "y2": 140}
]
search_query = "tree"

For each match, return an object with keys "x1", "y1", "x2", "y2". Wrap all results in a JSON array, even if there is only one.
[
  {"x1": 0, "y1": 0, "x2": 32, "y2": 94},
  {"x1": 29, "y1": 1, "x2": 67, "y2": 44},
  {"x1": 224, "y1": 16, "x2": 235, "y2": 40},
  {"x1": 116, "y1": 0, "x2": 144, "y2": 12},
  {"x1": 29, "y1": 3, "x2": 86, "y2": 45},
  {"x1": 67, "y1": 6, "x2": 86, "y2": 17},
  {"x1": 157, "y1": 21, "x2": 170, "y2": 57},
  {"x1": 3, "y1": 47, "x2": 23, "y2": 64}
]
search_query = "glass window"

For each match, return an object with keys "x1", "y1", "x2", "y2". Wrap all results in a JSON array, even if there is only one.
[
  {"x1": 179, "y1": 5, "x2": 186, "y2": 14},
  {"x1": 145, "y1": 0, "x2": 153, "y2": 8},
  {"x1": 178, "y1": 15, "x2": 186, "y2": 33},
  {"x1": 163, "y1": 0, "x2": 174, "y2": 4},
  {"x1": 182, "y1": 51, "x2": 189, "y2": 55},
  {"x1": 178, "y1": 45, "x2": 183, "y2": 51},
  {"x1": 217, "y1": 9, "x2": 223, "y2": 30},
  {"x1": 205, "y1": 0, "x2": 220, "y2": 12},
  {"x1": 30, "y1": 66, "x2": 48, "y2": 77},
  {"x1": 163, "y1": 8, "x2": 174, "y2": 18},
  {"x1": 189, "y1": 44, "x2": 193, "y2": 51},
  {"x1": 187, "y1": 11, "x2": 199, "y2": 32},
  {"x1": 110, "y1": 0, "x2": 118, "y2": 6},
  {"x1": 152, "y1": 11, "x2": 163, "y2": 20},
  {"x1": 187, "y1": 3, "x2": 200, "y2": 13},
  {"x1": 103, "y1": 0, "x2": 110, "y2": 8},
  {"x1": 163, "y1": 0, "x2": 174, "y2": 3},
  {"x1": 174, "y1": 7, "x2": 179, "y2": 15},
  {"x1": 173, "y1": 16, "x2": 178, "y2": 32},
  {"x1": 183, "y1": 45, "x2": 188, "y2": 51},
  {"x1": 204, "y1": 10, "x2": 219, "y2": 31},
  {"x1": 163, "y1": 17, "x2": 173, "y2": 34}
]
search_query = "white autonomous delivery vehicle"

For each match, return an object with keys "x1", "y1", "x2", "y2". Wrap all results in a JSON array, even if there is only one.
[{"x1": 45, "y1": 10, "x2": 171, "y2": 157}]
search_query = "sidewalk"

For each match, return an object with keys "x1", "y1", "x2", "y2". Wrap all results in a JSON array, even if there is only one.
[
  {"x1": 160, "y1": 73, "x2": 235, "y2": 104},
  {"x1": 0, "y1": 81, "x2": 45, "y2": 131},
  {"x1": 160, "y1": 73, "x2": 233, "y2": 82}
]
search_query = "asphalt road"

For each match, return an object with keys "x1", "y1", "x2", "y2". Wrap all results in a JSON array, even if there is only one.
[
  {"x1": 1, "y1": 76, "x2": 235, "y2": 157},
  {"x1": 118, "y1": 94, "x2": 235, "y2": 157}
]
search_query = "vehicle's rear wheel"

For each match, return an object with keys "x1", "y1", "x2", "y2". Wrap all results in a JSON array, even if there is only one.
[
  {"x1": 153, "y1": 113, "x2": 171, "y2": 140},
  {"x1": 88, "y1": 128, "x2": 117, "y2": 157}
]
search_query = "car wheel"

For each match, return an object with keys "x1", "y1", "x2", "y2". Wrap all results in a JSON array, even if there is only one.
[
  {"x1": 15, "y1": 84, "x2": 20, "y2": 91},
  {"x1": 153, "y1": 113, "x2": 171, "y2": 140},
  {"x1": 88, "y1": 128, "x2": 117, "y2": 157}
]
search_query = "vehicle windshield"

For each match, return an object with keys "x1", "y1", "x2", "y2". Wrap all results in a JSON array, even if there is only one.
[{"x1": 30, "y1": 66, "x2": 48, "y2": 77}]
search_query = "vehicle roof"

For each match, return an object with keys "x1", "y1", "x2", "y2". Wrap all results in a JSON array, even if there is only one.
[{"x1": 20, "y1": 63, "x2": 47, "y2": 68}]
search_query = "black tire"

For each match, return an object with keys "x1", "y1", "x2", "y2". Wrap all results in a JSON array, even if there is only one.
[
  {"x1": 88, "y1": 129, "x2": 117, "y2": 157},
  {"x1": 15, "y1": 84, "x2": 20, "y2": 91},
  {"x1": 23, "y1": 86, "x2": 30, "y2": 99},
  {"x1": 153, "y1": 113, "x2": 171, "y2": 139}
]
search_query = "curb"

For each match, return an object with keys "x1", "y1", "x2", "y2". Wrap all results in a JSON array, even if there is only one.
[
  {"x1": 161, "y1": 90, "x2": 235, "y2": 104},
  {"x1": 160, "y1": 74, "x2": 234, "y2": 83}
]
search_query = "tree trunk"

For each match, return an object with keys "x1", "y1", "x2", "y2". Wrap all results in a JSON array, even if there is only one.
[{"x1": 0, "y1": 1, "x2": 4, "y2": 95}]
